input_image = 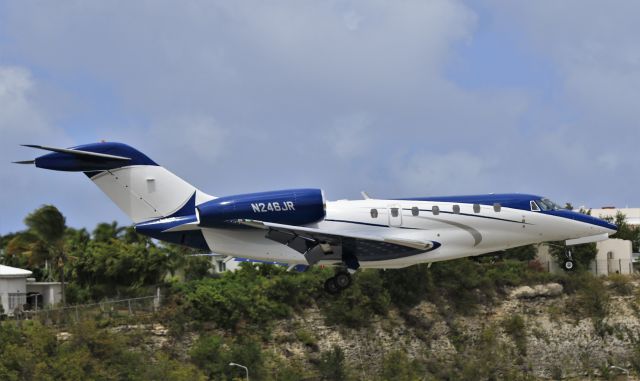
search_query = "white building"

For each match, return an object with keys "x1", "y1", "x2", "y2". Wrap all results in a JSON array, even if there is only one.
[
  {"x1": 589, "y1": 207, "x2": 640, "y2": 225},
  {"x1": 535, "y1": 204, "x2": 638, "y2": 276},
  {"x1": 0, "y1": 264, "x2": 31, "y2": 316},
  {"x1": 536, "y1": 239, "x2": 633, "y2": 276},
  {"x1": 0, "y1": 264, "x2": 62, "y2": 316},
  {"x1": 593, "y1": 239, "x2": 633, "y2": 275},
  {"x1": 26, "y1": 280, "x2": 62, "y2": 310}
]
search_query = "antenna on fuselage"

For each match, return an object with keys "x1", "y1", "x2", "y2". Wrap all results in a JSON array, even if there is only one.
[{"x1": 361, "y1": 191, "x2": 371, "y2": 200}]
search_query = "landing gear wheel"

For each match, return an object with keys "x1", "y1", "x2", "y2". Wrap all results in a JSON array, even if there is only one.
[
  {"x1": 324, "y1": 277, "x2": 341, "y2": 294},
  {"x1": 563, "y1": 259, "x2": 576, "y2": 272},
  {"x1": 335, "y1": 272, "x2": 352, "y2": 289}
]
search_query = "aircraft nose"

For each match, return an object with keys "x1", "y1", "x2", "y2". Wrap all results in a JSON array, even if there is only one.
[
  {"x1": 577, "y1": 213, "x2": 617, "y2": 234},
  {"x1": 550, "y1": 210, "x2": 617, "y2": 234}
]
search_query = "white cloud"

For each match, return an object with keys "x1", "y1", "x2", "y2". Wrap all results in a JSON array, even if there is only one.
[
  {"x1": 392, "y1": 151, "x2": 496, "y2": 196},
  {"x1": 0, "y1": 66, "x2": 96, "y2": 233},
  {"x1": 0, "y1": 66, "x2": 49, "y2": 136},
  {"x1": 0, "y1": 0, "x2": 477, "y2": 117},
  {"x1": 486, "y1": 0, "x2": 640, "y2": 130},
  {"x1": 151, "y1": 115, "x2": 228, "y2": 163},
  {"x1": 325, "y1": 112, "x2": 374, "y2": 159}
]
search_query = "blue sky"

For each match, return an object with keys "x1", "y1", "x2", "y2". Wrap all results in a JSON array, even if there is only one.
[{"x1": 1, "y1": 0, "x2": 639, "y2": 234}]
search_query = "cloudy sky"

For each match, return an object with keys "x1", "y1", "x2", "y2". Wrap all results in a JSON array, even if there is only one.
[{"x1": 1, "y1": 1, "x2": 639, "y2": 234}]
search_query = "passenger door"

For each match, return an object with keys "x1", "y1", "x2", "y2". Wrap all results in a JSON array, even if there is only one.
[{"x1": 388, "y1": 205, "x2": 402, "y2": 227}]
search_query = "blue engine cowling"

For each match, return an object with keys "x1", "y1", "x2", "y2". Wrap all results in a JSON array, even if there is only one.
[{"x1": 197, "y1": 188, "x2": 326, "y2": 227}]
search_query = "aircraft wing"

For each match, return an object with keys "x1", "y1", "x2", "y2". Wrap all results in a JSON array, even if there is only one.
[
  {"x1": 237, "y1": 219, "x2": 435, "y2": 265},
  {"x1": 242, "y1": 220, "x2": 432, "y2": 249},
  {"x1": 161, "y1": 217, "x2": 436, "y2": 265}
]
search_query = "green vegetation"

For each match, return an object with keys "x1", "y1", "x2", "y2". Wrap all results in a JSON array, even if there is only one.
[
  {"x1": 0, "y1": 320, "x2": 205, "y2": 381},
  {"x1": 316, "y1": 346, "x2": 352, "y2": 381},
  {"x1": 603, "y1": 211, "x2": 640, "y2": 252},
  {"x1": 502, "y1": 314, "x2": 527, "y2": 356},
  {"x1": 379, "y1": 350, "x2": 423, "y2": 381}
]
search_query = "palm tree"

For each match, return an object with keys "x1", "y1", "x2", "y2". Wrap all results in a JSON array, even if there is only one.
[
  {"x1": 24, "y1": 205, "x2": 68, "y2": 305},
  {"x1": 92, "y1": 221, "x2": 126, "y2": 242}
]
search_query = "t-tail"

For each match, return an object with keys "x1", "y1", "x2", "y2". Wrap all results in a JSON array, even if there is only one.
[{"x1": 16, "y1": 142, "x2": 214, "y2": 224}]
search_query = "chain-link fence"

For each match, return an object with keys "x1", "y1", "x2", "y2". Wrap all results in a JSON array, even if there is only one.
[{"x1": 9, "y1": 295, "x2": 160, "y2": 327}]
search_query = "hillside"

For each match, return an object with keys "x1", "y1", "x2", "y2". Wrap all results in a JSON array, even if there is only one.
[{"x1": 3, "y1": 263, "x2": 640, "y2": 380}]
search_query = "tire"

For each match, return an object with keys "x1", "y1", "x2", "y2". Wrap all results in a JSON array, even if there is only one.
[
  {"x1": 335, "y1": 272, "x2": 352, "y2": 289},
  {"x1": 324, "y1": 277, "x2": 341, "y2": 294},
  {"x1": 563, "y1": 259, "x2": 576, "y2": 272}
]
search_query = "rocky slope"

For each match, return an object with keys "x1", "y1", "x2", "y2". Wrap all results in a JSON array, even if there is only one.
[
  {"x1": 115, "y1": 281, "x2": 640, "y2": 380},
  {"x1": 265, "y1": 282, "x2": 640, "y2": 380}
]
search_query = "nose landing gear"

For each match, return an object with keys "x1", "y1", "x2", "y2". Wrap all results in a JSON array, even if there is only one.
[{"x1": 563, "y1": 249, "x2": 576, "y2": 272}]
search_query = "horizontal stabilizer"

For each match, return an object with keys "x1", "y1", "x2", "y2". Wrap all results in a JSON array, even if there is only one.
[
  {"x1": 162, "y1": 220, "x2": 201, "y2": 232},
  {"x1": 22, "y1": 144, "x2": 131, "y2": 161}
]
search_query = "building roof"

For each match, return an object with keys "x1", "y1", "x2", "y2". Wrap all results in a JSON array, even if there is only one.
[
  {"x1": 0, "y1": 264, "x2": 33, "y2": 278},
  {"x1": 590, "y1": 208, "x2": 640, "y2": 225}
]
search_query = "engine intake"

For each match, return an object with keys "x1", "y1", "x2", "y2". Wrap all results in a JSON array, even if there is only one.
[{"x1": 197, "y1": 188, "x2": 326, "y2": 227}]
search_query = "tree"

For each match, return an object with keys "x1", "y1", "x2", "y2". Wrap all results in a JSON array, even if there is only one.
[
  {"x1": 603, "y1": 212, "x2": 640, "y2": 252},
  {"x1": 502, "y1": 245, "x2": 537, "y2": 261},
  {"x1": 92, "y1": 221, "x2": 126, "y2": 243},
  {"x1": 0, "y1": 232, "x2": 19, "y2": 261},
  {"x1": 24, "y1": 205, "x2": 68, "y2": 304}
]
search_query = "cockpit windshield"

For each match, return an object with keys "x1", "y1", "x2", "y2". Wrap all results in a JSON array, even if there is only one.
[{"x1": 536, "y1": 198, "x2": 562, "y2": 211}]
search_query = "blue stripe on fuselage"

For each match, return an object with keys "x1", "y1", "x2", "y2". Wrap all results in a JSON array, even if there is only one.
[{"x1": 398, "y1": 193, "x2": 541, "y2": 212}]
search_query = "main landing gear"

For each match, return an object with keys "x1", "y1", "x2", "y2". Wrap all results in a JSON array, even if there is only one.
[
  {"x1": 324, "y1": 246, "x2": 360, "y2": 294},
  {"x1": 563, "y1": 249, "x2": 576, "y2": 272},
  {"x1": 324, "y1": 271, "x2": 353, "y2": 295}
]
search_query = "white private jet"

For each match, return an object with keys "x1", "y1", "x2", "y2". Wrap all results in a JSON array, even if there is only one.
[{"x1": 17, "y1": 142, "x2": 617, "y2": 293}]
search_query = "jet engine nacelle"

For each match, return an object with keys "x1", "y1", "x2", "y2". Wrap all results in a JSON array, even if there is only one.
[{"x1": 197, "y1": 188, "x2": 326, "y2": 227}]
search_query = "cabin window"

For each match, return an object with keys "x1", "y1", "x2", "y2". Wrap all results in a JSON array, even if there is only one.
[
  {"x1": 530, "y1": 201, "x2": 540, "y2": 212},
  {"x1": 432, "y1": 206, "x2": 440, "y2": 215},
  {"x1": 390, "y1": 208, "x2": 399, "y2": 217},
  {"x1": 370, "y1": 208, "x2": 378, "y2": 218},
  {"x1": 453, "y1": 205, "x2": 460, "y2": 214},
  {"x1": 493, "y1": 203, "x2": 502, "y2": 212},
  {"x1": 411, "y1": 207, "x2": 419, "y2": 216},
  {"x1": 473, "y1": 204, "x2": 481, "y2": 213}
]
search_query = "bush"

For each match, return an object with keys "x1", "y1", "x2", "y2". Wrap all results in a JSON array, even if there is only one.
[
  {"x1": 428, "y1": 259, "x2": 494, "y2": 313},
  {"x1": 0, "y1": 319, "x2": 206, "y2": 381},
  {"x1": 175, "y1": 264, "x2": 326, "y2": 330},
  {"x1": 607, "y1": 274, "x2": 634, "y2": 295},
  {"x1": 502, "y1": 314, "x2": 527, "y2": 356},
  {"x1": 295, "y1": 328, "x2": 318, "y2": 349},
  {"x1": 380, "y1": 350, "x2": 423, "y2": 381},
  {"x1": 189, "y1": 333, "x2": 266, "y2": 380},
  {"x1": 320, "y1": 270, "x2": 390, "y2": 327},
  {"x1": 317, "y1": 345, "x2": 352, "y2": 381},
  {"x1": 381, "y1": 264, "x2": 433, "y2": 309},
  {"x1": 564, "y1": 272, "x2": 610, "y2": 334}
]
